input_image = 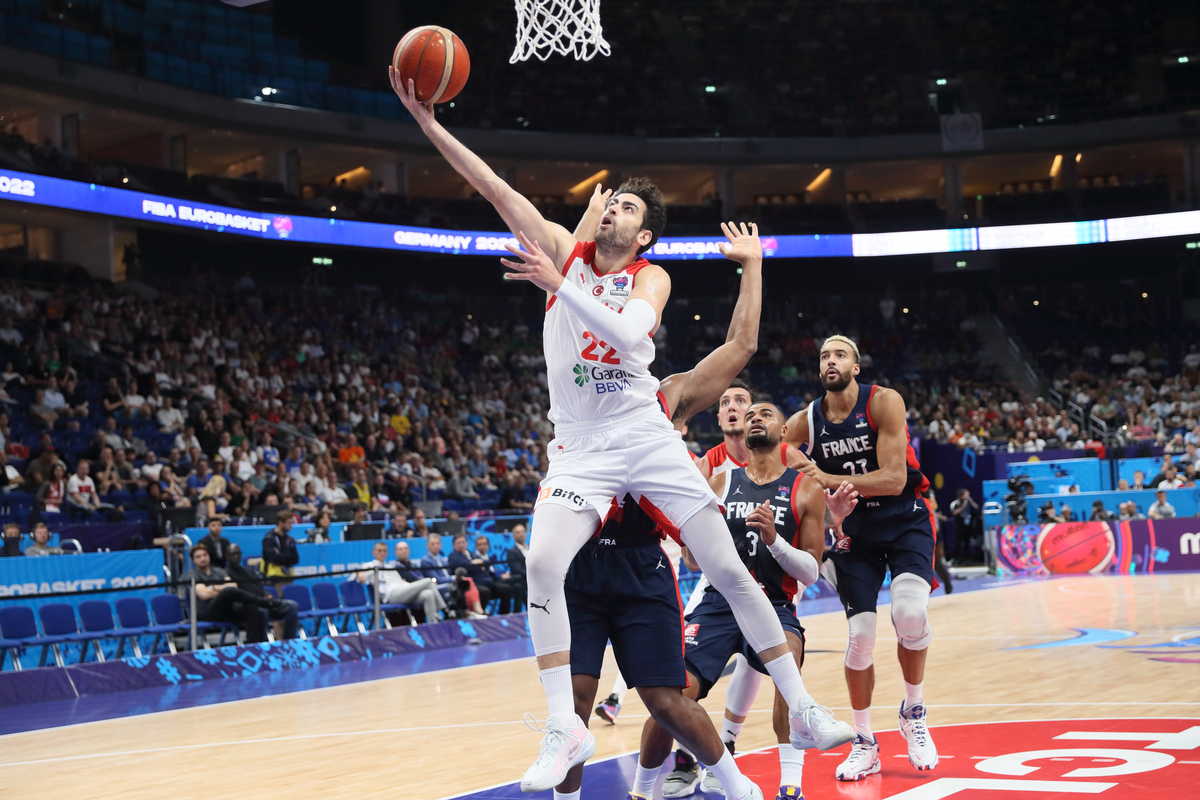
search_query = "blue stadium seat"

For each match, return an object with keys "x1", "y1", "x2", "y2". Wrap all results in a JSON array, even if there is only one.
[
  {"x1": 0, "y1": 606, "x2": 41, "y2": 671},
  {"x1": 37, "y1": 603, "x2": 82, "y2": 667},
  {"x1": 76, "y1": 600, "x2": 123, "y2": 663},
  {"x1": 115, "y1": 597, "x2": 173, "y2": 656},
  {"x1": 310, "y1": 581, "x2": 355, "y2": 636},
  {"x1": 338, "y1": 581, "x2": 375, "y2": 631},
  {"x1": 149, "y1": 594, "x2": 195, "y2": 653},
  {"x1": 363, "y1": 582, "x2": 420, "y2": 627},
  {"x1": 280, "y1": 584, "x2": 320, "y2": 639}
]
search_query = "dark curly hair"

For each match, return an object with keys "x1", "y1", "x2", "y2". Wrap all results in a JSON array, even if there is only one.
[{"x1": 615, "y1": 177, "x2": 667, "y2": 256}]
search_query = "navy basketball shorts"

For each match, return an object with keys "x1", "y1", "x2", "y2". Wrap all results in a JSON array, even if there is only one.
[
  {"x1": 565, "y1": 539, "x2": 687, "y2": 688},
  {"x1": 829, "y1": 500, "x2": 936, "y2": 619},
  {"x1": 683, "y1": 591, "x2": 805, "y2": 699}
]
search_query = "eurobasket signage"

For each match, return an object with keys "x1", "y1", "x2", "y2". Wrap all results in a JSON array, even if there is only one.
[{"x1": 7, "y1": 166, "x2": 1200, "y2": 260}]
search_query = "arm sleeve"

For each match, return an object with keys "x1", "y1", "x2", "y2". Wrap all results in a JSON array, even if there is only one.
[
  {"x1": 766, "y1": 537, "x2": 820, "y2": 587},
  {"x1": 552, "y1": 280, "x2": 656, "y2": 355}
]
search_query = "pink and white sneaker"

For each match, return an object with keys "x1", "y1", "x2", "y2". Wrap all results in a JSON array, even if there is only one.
[{"x1": 520, "y1": 713, "x2": 596, "y2": 793}]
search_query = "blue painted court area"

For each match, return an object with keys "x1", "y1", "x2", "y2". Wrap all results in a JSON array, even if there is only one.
[{"x1": 0, "y1": 573, "x2": 1001, "y2": 739}]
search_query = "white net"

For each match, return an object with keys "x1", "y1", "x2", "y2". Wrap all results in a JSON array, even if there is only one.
[{"x1": 510, "y1": 0, "x2": 611, "y2": 63}]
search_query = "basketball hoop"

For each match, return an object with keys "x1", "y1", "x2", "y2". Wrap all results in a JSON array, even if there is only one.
[{"x1": 510, "y1": 0, "x2": 610, "y2": 62}]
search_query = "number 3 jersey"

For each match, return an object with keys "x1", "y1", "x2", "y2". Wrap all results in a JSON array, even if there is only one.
[
  {"x1": 545, "y1": 241, "x2": 663, "y2": 427},
  {"x1": 710, "y1": 465, "x2": 808, "y2": 605}
]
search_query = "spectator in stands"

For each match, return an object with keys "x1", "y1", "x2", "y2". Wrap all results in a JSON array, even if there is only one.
[
  {"x1": 498, "y1": 472, "x2": 532, "y2": 511},
  {"x1": 337, "y1": 432, "x2": 365, "y2": 474},
  {"x1": 1089, "y1": 500, "x2": 1115, "y2": 521},
  {"x1": 26, "y1": 388, "x2": 56, "y2": 430},
  {"x1": 224, "y1": 543, "x2": 300, "y2": 640},
  {"x1": 0, "y1": 449, "x2": 24, "y2": 494},
  {"x1": 1149, "y1": 490, "x2": 1176, "y2": 519},
  {"x1": 419, "y1": 531, "x2": 455, "y2": 603},
  {"x1": 24, "y1": 446, "x2": 59, "y2": 491},
  {"x1": 2, "y1": 521, "x2": 22, "y2": 557},
  {"x1": 506, "y1": 524, "x2": 528, "y2": 609},
  {"x1": 346, "y1": 467, "x2": 378, "y2": 511},
  {"x1": 197, "y1": 518, "x2": 233, "y2": 569},
  {"x1": 1156, "y1": 467, "x2": 1185, "y2": 489},
  {"x1": 101, "y1": 378, "x2": 126, "y2": 418},
  {"x1": 466, "y1": 445, "x2": 493, "y2": 489},
  {"x1": 410, "y1": 508, "x2": 430, "y2": 538},
  {"x1": 66, "y1": 460, "x2": 111, "y2": 520},
  {"x1": 94, "y1": 447, "x2": 120, "y2": 494},
  {"x1": 156, "y1": 397, "x2": 184, "y2": 433},
  {"x1": 261, "y1": 511, "x2": 299, "y2": 581},
  {"x1": 256, "y1": 432, "x2": 281, "y2": 474},
  {"x1": 445, "y1": 464, "x2": 478, "y2": 500},
  {"x1": 175, "y1": 425, "x2": 200, "y2": 454},
  {"x1": 0, "y1": 316, "x2": 21, "y2": 347},
  {"x1": 471, "y1": 535, "x2": 514, "y2": 615},
  {"x1": 36, "y1": 461, "x2": 67, "y2": 514},
  {"x1": 24, "y1": 521, "x2": 62, "y2": 556},
  {"x1": 1060, "y1": 504, "x2": 1075, "y2": 521},
  {"x1": 357, "y1": 541, "x2": 447, "y2": 625},
  {"x1": 186, "y1": 459, "x2": 213, "y2": 499},
  {"x1": 384, "y1": 511, "x2": 409, "y2": 539},
  {"x1": 349, "y1": 505, "x2": 368, "y2": 526},
  {"x1": 182, "y1": 545, "x2": 267, "y2": 644},
  {"x1": 140, "y1": 450, "x2": 163, "y2": 483},
  {"x1": 195, "y1": 475, "x2": 229, "y2": 524},
  {"x1": 1119, "y1": 501, "x2": 1146, "y2": 521},
  {"x1": 305, "y1": 509, "x2": 334, "y2": 543},
  {"x1": 448, "y1": 533, "x2": 496, "y2": 614},
  {"x1": 59, "y1": 377, "x2": 87, "y2": 418},
  {"x1": 1132, "y1": 470, "x2": 1147, "y2": 490},
  {"x1": 294, "y1": 480, "x2": 323, "y2": 519}
]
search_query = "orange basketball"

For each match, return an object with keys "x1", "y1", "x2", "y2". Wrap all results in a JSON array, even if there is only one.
[
  {"x1": 1036, "y1": 521, "x2": 1115, "y2": 574},
  {"x1": 393, "y1": 26, "x2": 470, "y2": 104}
]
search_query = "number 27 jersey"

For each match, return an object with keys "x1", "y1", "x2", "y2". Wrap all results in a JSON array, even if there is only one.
[{"x1": 544, "y1": 241, "x2": 662, "y2": 426}]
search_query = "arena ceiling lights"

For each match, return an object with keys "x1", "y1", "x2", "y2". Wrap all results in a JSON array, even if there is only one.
[{"x1": 3, "y1": 167, "x2": 1200, "y2": 261}]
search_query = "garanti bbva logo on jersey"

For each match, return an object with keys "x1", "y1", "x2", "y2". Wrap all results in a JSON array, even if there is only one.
[{"x1": 572, "y1": 364, "x2": 632, "y2": 394}]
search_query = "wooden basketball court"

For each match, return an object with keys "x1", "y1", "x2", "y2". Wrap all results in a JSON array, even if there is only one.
[{"x1": 1, "y1": 572, "x2": 1197, "y2": 799}]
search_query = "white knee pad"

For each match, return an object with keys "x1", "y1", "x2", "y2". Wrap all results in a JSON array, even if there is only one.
[
  {"x1": 890, "y1": 574, "x2": 932, "y2": 651},
  {"x1": 844, "y1": 612, "x2": 877, "y2": 670}
]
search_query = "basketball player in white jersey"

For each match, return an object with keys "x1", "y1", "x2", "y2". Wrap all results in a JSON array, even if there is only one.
[{"x1": 393, "y1": 74, "x2": 853, "y2": 794}]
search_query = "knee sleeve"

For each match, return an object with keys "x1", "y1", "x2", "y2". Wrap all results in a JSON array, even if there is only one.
[
  {"x1": 844, "y1": 611, "x2": 877, "y2": 670},
  {"x1": 889, "y1": 574, "x2": 932, "y2": 651},
  {"x1": 525, "y1": 503, "x2": 599, "y2": 657},
  {"x1": 724, "y1": 655, "x2": 763, "y2": 718}
]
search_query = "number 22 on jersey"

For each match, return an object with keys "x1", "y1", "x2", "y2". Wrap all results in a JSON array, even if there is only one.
[{"x1": 580, "y1": 331, "x2": 621, "y2": 364}]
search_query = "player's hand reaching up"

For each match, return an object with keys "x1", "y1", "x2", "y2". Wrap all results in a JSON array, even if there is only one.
[
  {"x1": 745, "y1": 501, "x2": 779, "y2": 546},
  {"x1": 825, "y1": 481, "x2": 860, "y2": 528},
  {"x1": 502, "y1": 231, "x2": 564, "y2": 293},
  {"x1": 718, "y1": 221, "x2": 762, "y2": 264},
  {"x1": 389, "y1": 69, "x2": 436, "y2": 129},
  {"x1": 587, "y1": 183, "x2": 614, "y2": 216}
]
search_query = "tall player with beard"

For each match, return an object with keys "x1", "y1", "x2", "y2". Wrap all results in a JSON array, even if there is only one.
[
  {"x1": 392, "y1": 76, "x2": 852, "y2": 794},
  {"x1": 640, "y1": 402, "x2": 859, "y2": 800},
  {"x1": 781, "y1": 335, "x2": 939, "y2": 780}
]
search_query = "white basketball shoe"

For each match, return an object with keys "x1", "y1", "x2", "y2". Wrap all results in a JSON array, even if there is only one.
[
  {"x1": 519, "y1": 713, "x2": 596, "y2": 792},
  {"x1": 898, "y1": 701, "x2": 938, "y2": 771},
  {"x1": 835, "y1": 734, "x2": 881, "y2": 781}
]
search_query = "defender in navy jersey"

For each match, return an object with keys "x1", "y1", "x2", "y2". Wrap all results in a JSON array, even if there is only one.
[
  {"x1": 640, "y1": 402, "x2": 859, "y2": 800},
  {"x1": 782, "y1": 335, "x2": 940, "y2": 780}
]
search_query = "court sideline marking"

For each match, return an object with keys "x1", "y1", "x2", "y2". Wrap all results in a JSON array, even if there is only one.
[{"x1": 1, "y1": 705, "x2": 1197, "y2": 770}]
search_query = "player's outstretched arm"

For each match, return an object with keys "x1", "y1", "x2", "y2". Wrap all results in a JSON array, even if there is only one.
[
  {"x1": 390, "y1": 70, "x2": 575, "y2": 267},
  {"x1": 797, "y1": 388, "x2": 910, "y2": 496},
  {"x1": 662, "y1": 222, "x2": 763, "y2": 424},
  {"x1": 572, "y1": 184, "x2": 612, "y2": 243}
]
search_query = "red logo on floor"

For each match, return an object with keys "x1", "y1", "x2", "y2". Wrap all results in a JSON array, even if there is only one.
[{"x1": 735, "y1": 718, "x2": 1200, "y2": 798}]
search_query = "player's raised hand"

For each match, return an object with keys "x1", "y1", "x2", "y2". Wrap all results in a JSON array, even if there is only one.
[
  {"x1": 389, "y1": 69, "x2": 436, "y2": 128},
  {"x1": 501, "y1": 231, "x2": 564, "y2": 293},
  {"x1": 744, "y1": 501, "x2": 779, "y2": 545},
  {"x1": 587, "y1": 183, "x2": 614, "y2": 215},
  {"x1": 825, "y1": 481, "x2": 860, "y2": 528},
  {"x1": 717, "y1": 221, "x2": 762, "y2": 264}
]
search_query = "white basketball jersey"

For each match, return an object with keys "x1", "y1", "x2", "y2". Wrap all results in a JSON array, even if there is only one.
[{"x1": 544, "y1": 241, "x2": 662, "y2": 426}]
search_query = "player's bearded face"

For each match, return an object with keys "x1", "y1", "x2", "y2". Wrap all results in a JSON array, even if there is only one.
[
  {"x1": 595, "y1": 214, "x2": 641, "y2": 254},
  {"x1": 745, "y1": 407, "x2": 782, "y2": 450},
  {"x1": 820, "y1": 351, "x2": 856, "y2": 391}
]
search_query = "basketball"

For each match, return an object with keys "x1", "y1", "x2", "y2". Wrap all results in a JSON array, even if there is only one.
[
  {"x1": 393, "y1": 26, "x2": 470, "y2": 104},
  {"x1": 1036, "y1": 521, "x2": 1116, "y2": 574}
]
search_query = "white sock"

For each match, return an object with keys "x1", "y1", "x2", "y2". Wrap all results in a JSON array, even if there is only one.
[
  {"x1": 540, "y1": 665, "x2": 574, "y2": 720},
  {"x1": 554, "y1": 790, "x2": 581, "y2": 800},
  {"x1": 707, "y1": 749, "x2": 752, "y2": 799},
  {"x1": 852, "y1": 707, "x2": 872, "y2": 740},
  {"x1": 612, "y1": 672, "x2": 629, "y2": 705},
  {"x1": 904, "y1": 681, "x2": 924, "y2": 709},
  {"x1": 721, "y1": 717, "x2": 745, "y2": 744},
  {"x1": 763, "y1": 654, "x2": 812, "y2": 710},
  {"x1": 778, "y1": 744, "x2": 805, "y2": 787},
  {"x1": 632, "y1": 761, "x2": 660, "y2": 797}
]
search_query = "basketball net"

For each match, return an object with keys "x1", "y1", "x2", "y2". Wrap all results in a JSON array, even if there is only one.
[{"x1": 510, "y1": 0, "x2": 611, "y2": 62}]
